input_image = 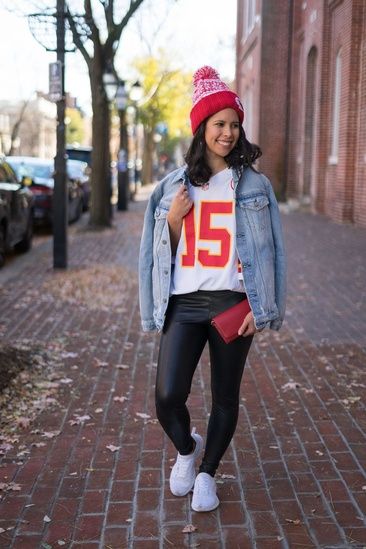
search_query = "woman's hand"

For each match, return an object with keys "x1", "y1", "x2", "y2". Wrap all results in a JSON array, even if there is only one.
[
  {"x1": 167, "y1": 185, "x2": 193, "y2": 254},
  {"x1": 167, "y1": 184, "x2": 193, "y2": 224},
  {"x1": 238, "y1": 311, "x2": 262, "y2": 337}
]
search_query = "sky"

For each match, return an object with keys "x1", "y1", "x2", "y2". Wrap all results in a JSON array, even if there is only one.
[{"x1": 0, "y1": 0, "x2": 237, "y2": 114}]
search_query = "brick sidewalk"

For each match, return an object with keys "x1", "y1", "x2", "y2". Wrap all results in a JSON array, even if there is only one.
[{"x1": 0, "y1": 194, "x2": 365, "y2": 549}]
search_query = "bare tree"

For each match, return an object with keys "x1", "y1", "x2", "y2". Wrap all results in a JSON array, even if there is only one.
[
  {"x1": 7, "y1": 100, "x2": 30, "y2": 156},
  {"x1": 65, "y1": 1, "x2": 146, "y2": 226},
  {"x1": 5, "y1": 0, "x2": 146, "y2": 226}
]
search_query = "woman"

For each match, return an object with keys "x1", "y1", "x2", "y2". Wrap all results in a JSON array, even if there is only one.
[{"x1": 139, "y1": 66, "x2": 286, "y2": 512}]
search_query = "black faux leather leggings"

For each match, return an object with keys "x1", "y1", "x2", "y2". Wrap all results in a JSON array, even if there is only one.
[{"x1": 155, "y1": 290, "x2": 253, "y2": 477}]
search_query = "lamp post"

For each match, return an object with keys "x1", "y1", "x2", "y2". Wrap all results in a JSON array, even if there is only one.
[
  {"x1": 103, "y1": 71, "x2": 130, "y2": 211},
  {"x1": 53, "y1": 0, "x2": 67, "y2": 269},
  {"x1": 116, "y1": 82, "x2": 129, "y2": 211},
  {"x1": 102, "y1": 69, "x2": 119, "y2": 218},
  {"x1": 129, "y1": 81, "x2": 143, "y2": 197}
]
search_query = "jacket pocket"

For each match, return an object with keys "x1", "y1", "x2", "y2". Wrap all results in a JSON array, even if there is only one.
[
  {"x1": 239, "y1": 194, "x2": 270, "y2": 233},
  {"x1": 240, "y1": 194, "x2": 269, "y2": 211}
]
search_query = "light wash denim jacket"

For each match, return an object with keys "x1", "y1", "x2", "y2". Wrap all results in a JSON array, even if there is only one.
[{"x1": 139, "y1": 166, "x2": 286, "y2": 332}]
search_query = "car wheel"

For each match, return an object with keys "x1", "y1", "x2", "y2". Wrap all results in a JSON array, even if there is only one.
[
  {"x1": 0, "y1": 226, "x2": 6, "y2": 268},
  {"x1": 15, "y1": 213, "x2": 33, "y2": 253}
]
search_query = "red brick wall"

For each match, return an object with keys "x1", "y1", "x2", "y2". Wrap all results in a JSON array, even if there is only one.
[
  {"x1": 354, "y1": 2, "x2": 366, "y2": 226},
  {"x1": 259, "y1": 0, "x2": 292, "y2": 197},
  {"x1": 236, "y1": 0, "x2": 292, "y2": 196},
  {"x1": 236, "y1": 0, "x2": 262, "y2": 145},
  {"x1": 236, "y1": 0, "x2": 366, "y2": 227}
]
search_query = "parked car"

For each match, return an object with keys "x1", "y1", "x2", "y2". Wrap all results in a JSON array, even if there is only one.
[
  {"x1": 67, "y1": 159, "x2": 91, "y2": 211},
  {"x1": 0, "y1": 157, "x2": 34, "y2": 267},
  {"x1": 6, "y1": 156, "x2": 83, "y2": 226}
]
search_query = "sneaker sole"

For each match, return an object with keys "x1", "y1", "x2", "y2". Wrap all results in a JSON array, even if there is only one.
[{"x1": 191, "y1": 497, "x2": 220, "y2": 512}]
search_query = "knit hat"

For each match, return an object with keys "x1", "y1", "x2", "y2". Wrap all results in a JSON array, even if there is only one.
[{"x1": 190, "y1": 66, "x2": 244, "y2": 134}]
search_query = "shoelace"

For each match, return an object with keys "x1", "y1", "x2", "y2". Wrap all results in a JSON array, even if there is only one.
[
  {"x1": 175, "y1": 455, "x2": 193, "y2": 478},
  {"x1": 196, "y1": 475, "x2": 214, "y2": 494}
]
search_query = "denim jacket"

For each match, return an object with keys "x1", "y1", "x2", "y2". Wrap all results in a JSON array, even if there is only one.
[{"x1": 139, "y1": 166, "x2": 286, "y2": 332}]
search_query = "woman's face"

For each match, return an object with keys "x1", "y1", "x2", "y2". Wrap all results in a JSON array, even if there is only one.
[{"x1": 204, "y1": 108, "x2": 240, "y2": 166}]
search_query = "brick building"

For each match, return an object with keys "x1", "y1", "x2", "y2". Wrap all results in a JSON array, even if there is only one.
[{"x1": 236, "y1": 0, "x2": 366, "y2": 227}]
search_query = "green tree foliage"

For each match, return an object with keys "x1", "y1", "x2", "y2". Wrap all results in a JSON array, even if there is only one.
[
  {"x1": 134, "y1": 53, "x2": 192, "y2": 183},
  {"x1": 65, "y1": 107, "x2": 85, "y2": 145}
]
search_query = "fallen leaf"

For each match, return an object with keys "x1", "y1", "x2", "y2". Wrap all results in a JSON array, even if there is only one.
[
  {"x1": 220, "y1": 474, "x2": 235, "y2": 479},
  {"x1": 115, "y1": 364, "x2": 129, "y2": 370},
  {"x1": 182, "y1": 524, "x2": 197, "y2": 533},
  {"x1": 61, "y1": 352, "x2": 78, "y2": 359},
  {"x1": 59, "y1": 378, "x2": 73, "y2": 385},
  {"x1": 0, "y1": 482, "x2": 21, "y2": 492},
  {"x1": 95, "y1": 408, "x2": 103, "y2": 414},
  {"x1": 69, "y1": 414, "x2": 91, "y2": 426},
  {"x1": 43, "y1": 515, "x2": 51, "y2": 523},
  {"x1": 136, "y1": 412, "x2": 151, "y2": 419},
  {"x1": 285, "y1": 518, "x2": 301, "y2": 525},
  {"x1": 282, "y1": 381, "x2": 300, "y2": 391},
  {"x1": 106, "y1": 444, "x2": 120, "y2": 453},
  {"x1": 57, "y1": 542, "x2": 66, "y2": 546},
  {"x1": 113, "y1": 396, "x2": 127, "y2": 403},
  {"x1": 16, "y1": 417, "x2": 31, "y2": 429},
  {"x1": 94, "y1": 359, "x2": 109, "y2": 368},
  {"x1": 42, "y1": 431, "x2": 61, "y2": 439}
]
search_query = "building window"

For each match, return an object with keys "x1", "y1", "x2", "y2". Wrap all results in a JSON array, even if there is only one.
[
  {"x1": 329, "y1": 49, "x2": 342, "y2": 164},
  {"x1": 244, "y1": 0, "x2": 256, "y2": 38}
]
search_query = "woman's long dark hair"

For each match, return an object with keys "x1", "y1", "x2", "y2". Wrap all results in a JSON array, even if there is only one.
[{"x1": 184, "y1": 121, "x2": 262, "y2": 186}]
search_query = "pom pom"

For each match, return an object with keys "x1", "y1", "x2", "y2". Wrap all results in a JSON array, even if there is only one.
[{"x1": 193, "y1": 66, "x2": 219, "y2": 85}]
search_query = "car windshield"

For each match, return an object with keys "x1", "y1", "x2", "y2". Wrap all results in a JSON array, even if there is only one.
[{"x1": 10, "y1": 161, "x2": 53, "y2": 180}]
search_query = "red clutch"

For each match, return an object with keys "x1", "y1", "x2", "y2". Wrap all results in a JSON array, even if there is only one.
[{"x1": 211, "y1": 298, "x2": 251, "y2": 344}]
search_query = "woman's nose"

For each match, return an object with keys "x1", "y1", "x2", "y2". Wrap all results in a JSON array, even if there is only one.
[{"x1": 223, "y1": 125, "x2": 233, "y2": 137}]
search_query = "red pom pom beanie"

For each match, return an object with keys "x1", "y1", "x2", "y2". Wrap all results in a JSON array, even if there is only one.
[{"x1": 190, "y1": 66, "x2": 244, "y2": 134}]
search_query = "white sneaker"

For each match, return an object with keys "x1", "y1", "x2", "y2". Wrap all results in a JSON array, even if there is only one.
[
  {"x1": 191, "y1": 472, "x2": 219, "y2": 512},
  {"x1": 169, "y1": 429, "x2": 203, "y2": 497}
]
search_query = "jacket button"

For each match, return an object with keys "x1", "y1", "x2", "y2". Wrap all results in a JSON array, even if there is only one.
[
  {"x1": 163, "y1": 298, "x2": 167, "y2": 303},
  {"x1": 162, "y1": 240, "x2": 167, "y2": 245},
  {"x1": 164, "y1": 270, "x2": 169, "y2": 275}
]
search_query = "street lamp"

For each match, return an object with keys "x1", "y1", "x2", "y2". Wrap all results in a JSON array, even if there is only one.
[
  {"x1": 102, "y1": 70, "x2": 130, "y2": 211},
  {"x1": 115, "y1": 81, "x2": 129, "y2": 211},
  {"x1": 103, "y1": 70, "x2": 118, "y2": 101},
  {"x1": 129, "y1": 81, "x2": 143, "y2": 195}
]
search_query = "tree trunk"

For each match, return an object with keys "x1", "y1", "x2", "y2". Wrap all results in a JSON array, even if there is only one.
[
  {"x1": 142, "y1": 129, "x2": 155, "y2": 186},
  {"x1": 89, "y1": 69, "x2": 111, "y2": 227}
]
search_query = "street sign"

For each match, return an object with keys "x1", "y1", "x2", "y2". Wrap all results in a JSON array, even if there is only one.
[{"x1": 49, "y1": 61, "x2": 63, "y2": 102}]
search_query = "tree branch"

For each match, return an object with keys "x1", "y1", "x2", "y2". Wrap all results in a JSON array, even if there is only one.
[
  {"x1": 105, "y1": 0, "x2": 145, "y2": 56},
  {"x1": 65, "y1": 6, "x2": 91, "y2": 68},
  {"x1": 84, "y1": 0, "x2": 101, "y2": 46}
]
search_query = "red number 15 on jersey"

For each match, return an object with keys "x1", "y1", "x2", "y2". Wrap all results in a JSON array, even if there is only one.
[{"x1": 181, "y1": 201, "x2": 233, "y2": 268}]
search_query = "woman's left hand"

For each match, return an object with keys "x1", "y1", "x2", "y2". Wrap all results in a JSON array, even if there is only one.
[{"x1": 238, "y1": 311, "x2": 261, "y2": 337}]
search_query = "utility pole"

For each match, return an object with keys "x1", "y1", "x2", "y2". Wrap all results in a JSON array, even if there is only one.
[{"x1": 53, "y1": 0, "x2": 67, "y2": 268}]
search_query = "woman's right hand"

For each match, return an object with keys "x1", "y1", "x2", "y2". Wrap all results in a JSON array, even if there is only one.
[
  {"x1": 167, "y1": 185, "x2": 193, "y2": 254},
  {"x1": 167, "y1": 184, "x2": 193, "y2": 224}
]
